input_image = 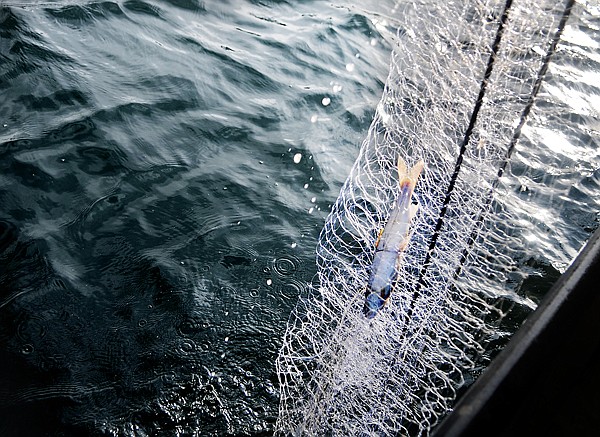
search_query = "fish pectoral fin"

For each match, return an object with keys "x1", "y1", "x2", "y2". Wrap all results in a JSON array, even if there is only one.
[{"x1": 375, "y1": 228, "x2": 384, "y2": 248}]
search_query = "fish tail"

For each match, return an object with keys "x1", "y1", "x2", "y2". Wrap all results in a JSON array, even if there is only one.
[{"x1": 397, "y1": 156, "x2": 425, "y2": 189}]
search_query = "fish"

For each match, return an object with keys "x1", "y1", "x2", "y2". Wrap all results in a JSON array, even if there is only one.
[{"x1": 363, "y1": 156, "x2": 424, "y2": 319}]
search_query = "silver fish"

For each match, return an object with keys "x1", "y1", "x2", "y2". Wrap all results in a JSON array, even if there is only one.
[{"x1": 363, "y1": 157, "x2": 424, "y2": 319}]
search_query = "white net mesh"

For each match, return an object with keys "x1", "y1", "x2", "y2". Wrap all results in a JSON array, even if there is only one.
[{"x1": 276, "y1": 0, "x2": 576, "y2": 435}]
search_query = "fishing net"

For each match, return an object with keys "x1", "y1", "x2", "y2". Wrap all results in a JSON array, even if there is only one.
[{"x1": 276, "y1": 0, "x2": 577, "y2": 435}]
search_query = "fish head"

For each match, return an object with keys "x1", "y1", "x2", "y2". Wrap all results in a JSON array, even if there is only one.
[{"x1": 363, "y1": 285, "x2": 391, "y2": 319}]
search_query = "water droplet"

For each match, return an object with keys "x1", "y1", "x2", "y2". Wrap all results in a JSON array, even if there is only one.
[
  {"x1": 310, "y1": 115, "x2": 318, "y2": 123},
  {"x1": 293, "y1": 153, "x2": 302, "y2": 164},
  {"x1": 266, "y1": 279, "x2": 272, "y2": 286},
  {"x1": 370, "y1": 38, "x2": 378, "y2": 46},
  {"x1": 303, "y1": 183, "x2": 309, "y2": 189},
  {"x1": 355, "y1": 53, "x2": 360, "y2": 59},
  {"x1": 346, "y1": 63, "x2": 355, "y2": 72},
  {"x1": 21, "y1": 344, "x2": 34, "y2": 354},
  {"x1": 291, "y1": 242, "x2": 297, "y2": 248},
  {"x1": 332, "y1": 84, "x2": 343, "y2": 93},
  {"x1": 138, "y1": 319, "x2": 147, "y2": 327},
  {"x1": 224, "y1": 336, "x2": 229, "y2": 342},
  {"x1": 180, "y1": 261, "x2": 185, "y2": 265},
  {"x1": 322, "y1": 97, "x2": 331, "y2": 106},
  {"x1": 308, "y1": 207, "x2": 314, "y2": 214},
  {"x1": 311, "y1": 197, "x2": 316, "y2": 203}
]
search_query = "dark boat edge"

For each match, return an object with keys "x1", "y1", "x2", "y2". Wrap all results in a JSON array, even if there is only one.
[{"x1": 434, "y1": 226, "x2": 600, "y2": 437}]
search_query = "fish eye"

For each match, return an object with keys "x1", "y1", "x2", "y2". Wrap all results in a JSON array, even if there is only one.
[{"x1": 380, "y1": 284, "x2": 392, "y2": 300}]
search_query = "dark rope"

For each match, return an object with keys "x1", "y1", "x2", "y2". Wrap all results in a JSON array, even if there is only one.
[
  {"x1": 451, "y1": 0, "x2": 576, "y2": 283},
  {"x1": 404, "y1": 0, "x2": 515, "y2": 321}
]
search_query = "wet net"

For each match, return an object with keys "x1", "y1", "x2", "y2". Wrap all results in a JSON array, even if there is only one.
[{"x1": 276, "y1": 0, "x2": 576, "y2": 435}]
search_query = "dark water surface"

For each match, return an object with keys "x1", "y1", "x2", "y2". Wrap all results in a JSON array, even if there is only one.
[{"x1": 0, "y1": 1, "x2": 395, "y2": 435}]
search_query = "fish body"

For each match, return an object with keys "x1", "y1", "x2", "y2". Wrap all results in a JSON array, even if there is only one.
[{"x1": 363, "y1": 157, "x2": 424, "y2": 319}]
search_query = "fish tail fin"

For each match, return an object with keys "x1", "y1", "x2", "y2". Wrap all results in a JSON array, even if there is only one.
[
  {"x1": 398, "y1": 156, "x2": 425, "y2": 189},
  {"x1": 397, "y1": 155, "x2": 408, "y2": 182}
]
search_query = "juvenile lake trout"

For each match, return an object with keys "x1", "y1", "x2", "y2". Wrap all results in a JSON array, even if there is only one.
[{"x1": 363, "y1": 157, "x2": 424, "y2": 319}]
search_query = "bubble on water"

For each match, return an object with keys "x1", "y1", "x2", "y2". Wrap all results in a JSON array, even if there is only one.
[
  {"x1": 21, "y1": 344, "x2": 34, "y2": 354},
  {"x1": 267, "y1": 279, "x2": 272, "y2": 286},
  {"x1": 273, "y1": 255, "x2": 299, "y2": 276},
  {"x1": 346, "y1": 63, "x2": 355, "y2": 72},
  {"x1": 322, "y1": 97, "x2": 331, "y2": 106},
  {"x1": 279, "y1": 277, "x2": 305, "y2": 300},
  {"x1": 370, "y1": 38, "x2": 378, "y2": 46},
  {"x1": 304, "y1": 183, "x2": 309, "y2": 189},
  {"x1": 311, "y1": 197, "x2": 316, "y2": 203},
  {"x1": 178, "y1": 339, "x2": 197, "y2": 355},
  {"x1": 332, "y1": 84, "x2": 343, "y2": 93},
  {"x1": 308, "y1": 207, "x2": 314, "y2": 214},
  {"x1": 176, "y1": 317, "x2": 204, "y2": 337},
  {"x1": 293, "y1": 153, "x2": 302, "y2": 164},
  {"x1": 311, "y1": 114, "x2": 318, "y2": 123},
  {"x1": 291, "y1": 242, "x2": 297, "y2": 248}
]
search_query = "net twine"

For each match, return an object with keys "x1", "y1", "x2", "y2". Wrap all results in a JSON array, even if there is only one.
[{"x1": 276, "y1": 0, "x2": 574, "y2": 435}]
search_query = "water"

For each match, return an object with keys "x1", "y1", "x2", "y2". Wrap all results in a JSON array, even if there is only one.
[
  {"x1": 0, "y1": 1, "x2": 396, "y2": 435},
  {"x1": 0, "y1": 1, "x2": 599, "y2": 436}
]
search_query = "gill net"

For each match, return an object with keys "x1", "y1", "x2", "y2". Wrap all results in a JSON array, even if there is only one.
[{"x1": 276, "y1": 0, "x2": 576, "y2": 435}]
